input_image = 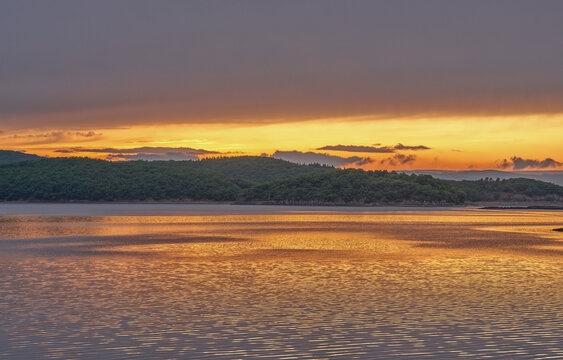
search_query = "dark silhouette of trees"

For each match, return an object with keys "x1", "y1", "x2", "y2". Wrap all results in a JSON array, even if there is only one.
[{"x1": 1, "y1": 157, "x2": 561, "y2": 204}]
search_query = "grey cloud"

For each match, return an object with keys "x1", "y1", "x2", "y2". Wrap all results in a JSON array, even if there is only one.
[
  {"x1": 13, "y1": 131, "x2": 65, "y2": 139},
  {"x1": 318, "y1": 143, "x2": 430, "y2": 153},
  {"x1": 272, "y1": 151, "x2": 371, "y2": 168},
  {"x1": 10, "y1": 131, "x2": 102, "y2": 145},
  {"x1": 498, "y1": 156, "x2": 562, "y2": 170},
  {"x1": 381, "y1": 154, "x2": 417, "y2": 166},
  {"x1": 355, "y1": 157, "x2": 375, "y2": 166},
  {"x1": 11, "y1": 131, "x2": 67, "y2": 145},
  {"x1": 1, "y1": 1, "x2": 563, "y2": 129},
  {"x1": 497, "y1": 159, "x2": 511, "y2": 169},
  {"x1": 72, "y1": 131, "x2": 101, "y2": 137}
]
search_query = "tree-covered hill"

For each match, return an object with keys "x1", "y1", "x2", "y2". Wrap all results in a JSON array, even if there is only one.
[
  {"x1": 243, "y1": 169, "x2": 466, "y2": 205},
  {"x1": 166, "y1": 156, "x2": 333, "y2": 184},
  {"x1": 0, "y1": 150, "x2": 41, "y2": 165},
  {"x1": 0, "y1": 158, "x2": 241, "y2": 201},
  {"x1": 451, "y1": 177, "x2": 563, "y2": 202},
  {"x1": 0, "y1": 157, "x2": 562, "y2": 204}
]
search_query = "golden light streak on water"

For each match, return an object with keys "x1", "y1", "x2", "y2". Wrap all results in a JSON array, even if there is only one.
[{"x1": 0, "y1": 206, "x2": 562, "y2": 359}]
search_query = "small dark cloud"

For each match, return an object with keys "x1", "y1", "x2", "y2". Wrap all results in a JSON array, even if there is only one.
[
  {"x1": 318, "y1": 143, "x2": 430, "y2": 153},
  {"x1": 393, "y1": 143, "x2": 430, "y2": 151},
  {"x1": 381, "y1": 153, "x2": 417, "y2": 166},
  {"x1": 498, "y1": 156, "x2": 562, "y2": 170},
  {"x1": 272, "y1": 150, "x2": 371, "y2": 168},
  {"x1": 53, "y1": 149, "x2": 74, "y2": 154},
  {"x1": 355, "y1": 157, "x2": 374, "y2": 166},
  {"x1": 72, "y1": 131, "x2": 101, "y2": 137}
]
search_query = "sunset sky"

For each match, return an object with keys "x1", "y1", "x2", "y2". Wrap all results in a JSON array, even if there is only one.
[{"x1": 1, "y1": 1, "x2": 562, "y2": 170}]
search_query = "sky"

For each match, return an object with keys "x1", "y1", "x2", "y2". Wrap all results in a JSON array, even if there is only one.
[{"x1": 1, "y1": 0, "x2": 562, "y2": 170}]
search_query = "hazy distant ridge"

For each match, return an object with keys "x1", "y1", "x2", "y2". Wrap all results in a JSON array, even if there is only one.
[
  {"x1": 402, "y1": 170, "x2": 563, "y2": 186},
  {"x1": 0, "y1": 150, "x2": 41, "y2": 165}
]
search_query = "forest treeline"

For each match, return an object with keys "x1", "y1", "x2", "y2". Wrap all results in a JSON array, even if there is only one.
[{"x1": 1, "y1": 157, "x2": 562, "y2": 204}]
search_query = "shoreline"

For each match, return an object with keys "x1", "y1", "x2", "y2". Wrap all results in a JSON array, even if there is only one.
[
  {"x1": 0, "y1": 202, "x2": 472, "y2": 217},
  {"x1": 480, "y1": 205, "x2": 563, "y2": 210},
  {"x1": 1, "y1": 202, "x2": 562, "y2": 219},
  {"x1": 1, "y1": 200, "x2": 562, "y2": 208}
]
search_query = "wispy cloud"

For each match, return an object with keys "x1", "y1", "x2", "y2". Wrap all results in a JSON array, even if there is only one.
[
  {"x1": 13, "y1": 131, "x2": 102, "y2": 139},
  {"x1": 317, "y1": 143, "x2": 430, "y2": 153},
  {"x1": 106, "y1": 152, "x2": 200, "y2": 161},
  {"x1": 354, "y1": 157, "x2": 375, "y2": 166},
  {"x1": 498, "y1": 156, "x2": 562, "y2": 170},
  {"x1": 317, "y1": 145, "x2": 395, "y2": 153},
  {"x1": 55, "y1": 146, "x2": 221, "y2": 161},
  {"x1": 10, "y1": 131, "x2": 103, "y2": 145},
  {"x1": 272, "y1": 150, "x2": 371, "y2": 168},
  {"x1": 72, "y1": 131, "x2": 101, "y2": 137},
  {"x1": 13, "y1": 131, "x2": 65, "y2": 139},
  {"x1": 62, "y1": 146, "x2": 218, "y2": 155}
]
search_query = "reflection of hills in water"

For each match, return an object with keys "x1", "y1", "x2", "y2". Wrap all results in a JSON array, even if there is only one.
[
  {"x1": 0, "y1": 206, "x2": 562, "y2": 359},
  {"x1": 402, "y1": 169, "x2": 563, "y2": 186}
]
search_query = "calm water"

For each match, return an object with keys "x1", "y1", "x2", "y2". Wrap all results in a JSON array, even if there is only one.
[{"x1": 1, "y1": 204, "x2": 562, "y2": 359}]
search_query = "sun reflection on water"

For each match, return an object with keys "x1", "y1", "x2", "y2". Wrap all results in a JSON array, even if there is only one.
[{"x1": 0, "y1": 208, "x2": 562, "y2": 359}]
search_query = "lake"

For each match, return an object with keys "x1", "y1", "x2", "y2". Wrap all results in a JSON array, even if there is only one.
[{"x1": 1, "y1": 204, "x2": 562, "y2": 359}]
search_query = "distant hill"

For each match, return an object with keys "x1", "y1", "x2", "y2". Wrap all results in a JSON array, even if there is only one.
[
  {"x1": 0, "y1": 150, "x2": 41, "y2": 165},
  {"x1": 1, "y1": 156, "x2": 562, "y2": 204},
  {"x1": 402, "y1": 169, "x2": 563, "y2": 186},
  {"x1": 451, "y1": 177, "x2": 563, "y2": 202}
]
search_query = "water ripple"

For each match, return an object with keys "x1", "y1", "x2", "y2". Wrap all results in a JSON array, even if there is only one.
[{"x1": 0, "y1": 208, "x2": 562, "y2": 359}]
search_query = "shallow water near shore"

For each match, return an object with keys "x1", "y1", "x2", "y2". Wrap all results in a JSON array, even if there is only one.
[{"x1": 1, "y1": 204, "x2": 562, "y2": 359}]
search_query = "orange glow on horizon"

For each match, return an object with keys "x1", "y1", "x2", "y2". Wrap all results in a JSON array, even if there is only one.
[{"x1": 2, "y1": 114, "x2": 562, "y2": 171}]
